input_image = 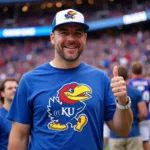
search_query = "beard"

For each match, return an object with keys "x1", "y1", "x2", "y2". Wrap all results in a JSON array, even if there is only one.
[
  {"x1": 58, "y1": 50, "x2": 82, "y2": 61},
  {"x1": 7, "y1": 95, "x2": 14, "y2": 103},
  {"x1": 55, "y1": 44, "x2": 84, "y2": 62}
]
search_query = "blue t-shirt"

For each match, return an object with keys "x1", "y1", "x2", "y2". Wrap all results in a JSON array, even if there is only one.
[
  {"x1": 0, "y1": 107, "x2": 12, "y2": 150},
  {"x1": 7, "y1": 61, "x2": 116, "y2": 150},
  {"x1": 110, "y1": 85, "x2": 143, "y2": 138},
  {"x1": 129, "y1": 77, "x2": 150, "y2": 120}
]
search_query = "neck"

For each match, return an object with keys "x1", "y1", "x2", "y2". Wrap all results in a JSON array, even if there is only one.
[
  {"x1": 132, "y1": 74, "x2": 142, "y2": 78},
  {"x1": 3, "y1": 100, "x2": 11, "y2": 111},
  {"x1": 51, "y1": 59, "x2": 80, "y2": 69}
]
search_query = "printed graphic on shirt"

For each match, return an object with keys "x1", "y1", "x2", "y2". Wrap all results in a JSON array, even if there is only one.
[{"x1": 47, "y1": 82, "x2": 92, "y2": 132}]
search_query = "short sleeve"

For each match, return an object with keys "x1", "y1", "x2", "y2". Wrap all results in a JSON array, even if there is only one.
[{"x1": 7, "y1": 75, "x2": 32, "y2": 124}]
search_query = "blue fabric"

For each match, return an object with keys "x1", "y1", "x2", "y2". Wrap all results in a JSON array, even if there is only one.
[
  {"x1": 7, "y1": 61, "x2": 116, "y2": 150},
  {"x1": 110, "y1": 85, "x2": 143, "y2": 138},
  {"x1": 129, "y1": 78, "x2": 150, "y2": 120},
  {"x1": 0, "y1": 107, "x2": 12, "y2": 150}
]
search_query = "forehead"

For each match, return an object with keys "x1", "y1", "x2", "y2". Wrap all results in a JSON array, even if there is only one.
[
  {"x1": 55, "y1": 23, "x2": 85, "y2": 31},
  {"x1": 4, "y1": 81, "x2": 18, "y2": 88}
]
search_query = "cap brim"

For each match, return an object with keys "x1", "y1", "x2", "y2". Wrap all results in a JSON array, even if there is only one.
[{"x1": 52, "y1": 22, "x2": 89, "y2": 32}]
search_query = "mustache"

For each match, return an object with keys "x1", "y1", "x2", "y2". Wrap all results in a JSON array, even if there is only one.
[
  {"x1": 62, "y1": 44, "x2": 79, "y2": 48},
  {"x1": 62, "y1": 41, "x2": 79, "y2": 47}
]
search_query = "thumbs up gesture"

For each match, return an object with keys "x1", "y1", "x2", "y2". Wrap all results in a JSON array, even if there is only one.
[{"x1": 111, "y1": 66, "x2": 128, "y2": 105}]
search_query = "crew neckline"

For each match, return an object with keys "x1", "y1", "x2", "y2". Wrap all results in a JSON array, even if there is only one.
[{"x1": 49, "y1": 61, "x2": 84, "y2": 72}]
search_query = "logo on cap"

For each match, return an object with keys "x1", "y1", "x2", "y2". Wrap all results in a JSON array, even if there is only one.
[{"x1": 65, "y1": 11, "x2": 77, "y2": 19}]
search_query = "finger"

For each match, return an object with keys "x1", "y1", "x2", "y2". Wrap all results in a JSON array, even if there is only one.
[
  {"x1": 111, "y1": 80, "x2": 126, "y2": 87},
  {"x1": 113, "y1": 66, "x2": 118, "y2": 77},
  {"x1": 111, "y1": 76, "x2": 124, "y2": 83},
  {"x1": 113, "y1": 91, "x2": 127, "y2": 97},
  {"x1": 114, "y1": 91, "x2": 127, "y2": 98},
  {"x1": 111, "y1": 86, "x2": 127, "y2": 93}
]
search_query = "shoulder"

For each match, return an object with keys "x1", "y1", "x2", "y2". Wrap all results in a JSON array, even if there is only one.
[
  {"x1": 127, "y1": 85, "x2": 139, "y2": 92},
  {"x1": 128, "y1": 78, "x2": 133, "y2": 83},
  {"x1": 81, "y1": 62, "x2": 111, "y2": 86},
  {"x1": 21, "y1": 63, "x2": 50, "y2": 81},
  {"x1": 0, "y1": 107, "x2": 5, "y2": 115},
  {"x1": 0, "y1": 107, "x2": 7, "y2": 121},
  {"x1": 25, "y1": 62, "x2": 49, "y2": 75},
  {"x1": 82, "y1": 62, "x2": 107, "y2": 76},
  {"x1": 127, "y1": 85, "x2": 142, "y2": 97}
]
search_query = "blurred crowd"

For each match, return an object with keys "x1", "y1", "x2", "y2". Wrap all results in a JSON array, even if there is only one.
[
  {"x1": 0, "y1": 1, "x2": 150, "y2": 82},
  {"x1": 1, "y1": 1, "x2": 150, "y2": 28},
  {"x1": 0, "y1": 28, "x2": 150, "y2": 82}
]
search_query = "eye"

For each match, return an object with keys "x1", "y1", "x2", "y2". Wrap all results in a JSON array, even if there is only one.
[
  {"x1": 68, "y1": 88, "x2": 74, "y2": 93},
  {"x1": 75, "y1": 32, "x2": 83, "y2": 37},
  {"x1": 60, "y1": 31, "x2": 68, "y2": 35}
]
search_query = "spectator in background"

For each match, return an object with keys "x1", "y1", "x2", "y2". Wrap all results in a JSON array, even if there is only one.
[
  {"x1": 109, "y1": 65, "x2": 147, "y2": 150},
  {"x1": 7, "y1": 9, "x2": 133, "y2": 150},
  {"x1": 0, "y1": 78, "x2": 18, "y2": 150},
  {"x1": 129, "y1": 62, "x2": 150, "y2": 150}
]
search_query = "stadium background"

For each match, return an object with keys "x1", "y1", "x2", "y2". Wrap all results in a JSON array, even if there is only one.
[
  {"x1": 0, "y1": 0, "x2": 150, "y2": 149},
  {"x1": 0, "y1": 0, "x2": 150, "y2": 82}
]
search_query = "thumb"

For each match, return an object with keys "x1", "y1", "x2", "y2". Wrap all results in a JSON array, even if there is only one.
[{"x1": 113, "y1": 66, "x2": 118, "y2": 77}]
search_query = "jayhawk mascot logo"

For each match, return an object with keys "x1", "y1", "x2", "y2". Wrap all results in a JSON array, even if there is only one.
[
  {"x1": 47, "y1": 82, "x2": 92, "y2": 132},
  {"x1": 64, "y1": 10, "x2": 77, "y2": 19}
]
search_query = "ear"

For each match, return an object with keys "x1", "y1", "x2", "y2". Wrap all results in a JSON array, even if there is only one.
[
  {"x1": 50, "y1": 32, "x2": 54, "y2": 45},
  {"x1": 84, "y1": 33, "x2": 87, "y2": 44}
]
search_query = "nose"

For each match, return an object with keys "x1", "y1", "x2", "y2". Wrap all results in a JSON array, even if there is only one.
[
  {"x1": 12, "y1": 87, "x2": 17, "y2": 92},
  {"x1": 67, "y1": 34, "x2": 75, "y2": 43}
]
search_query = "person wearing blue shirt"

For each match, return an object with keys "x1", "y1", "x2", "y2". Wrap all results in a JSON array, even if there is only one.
[
  {"x1": 109, "y1": 65, "x2": 147, "y2": 150},
  {"x1": 129, "y1": 61, "x2": 150, "y2": 150},
  {"x1": 7, "y1": 9, "x2": 133, "y2": 150},
  {"x1": 0, "y1": 78, "x2": 18, "y2": 150}
]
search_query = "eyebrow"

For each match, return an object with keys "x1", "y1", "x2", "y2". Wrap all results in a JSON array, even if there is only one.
[{"x1": 7, "y1": 86, "x2": 17, "y2": 89}]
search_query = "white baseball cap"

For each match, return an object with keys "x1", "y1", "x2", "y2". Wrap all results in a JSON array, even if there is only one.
[{"x1": 51, "y1": 9, "x2": 89, "y2": 32}]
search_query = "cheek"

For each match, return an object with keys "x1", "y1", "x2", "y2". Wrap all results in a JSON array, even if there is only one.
[
  {"x1": 55, "y1": 38, "x2": 63, "y2": 45},
  {"x1": 79, "y1": 39, "x2": 85, "y2": 46}
]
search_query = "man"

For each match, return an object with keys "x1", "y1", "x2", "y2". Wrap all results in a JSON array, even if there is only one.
[
  {"x1": 129, "y1": 62, "x2": 150, "y2": 150},
  {"x1": 7, "y1": 9, "x2": 133, "y2": 150},
  {"x1": 0, "y1": 78, "x2": 18, "y2": 150},
  {"x1": 109, "y1": 65, "x2": 147, "y2": 150}
]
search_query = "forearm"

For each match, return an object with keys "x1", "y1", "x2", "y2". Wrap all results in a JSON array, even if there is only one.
[
  {"x1": 8, "y1": 137, "x2": 29, "y2": 150},
  {"x1": 138, "y1": 102, "x2": 148, "y2": 121},
  {"x1": 8, "y1": 131, "x2": 29, "y2": 150},
  {"x1": 8, "y1": 141, "x2": 28, "y2": 150},
  {"x1": 112, "y1": 107, "x2": 133, "y2": 136}
]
